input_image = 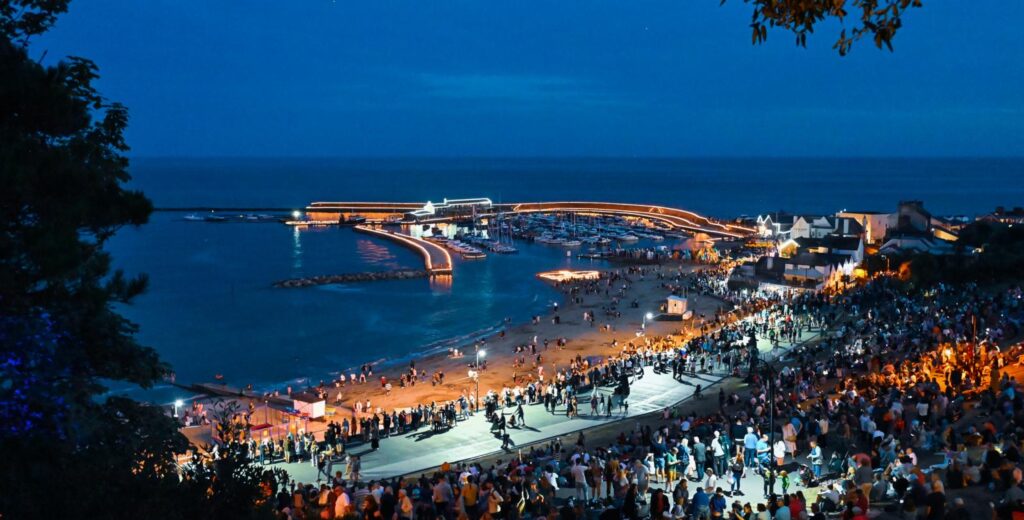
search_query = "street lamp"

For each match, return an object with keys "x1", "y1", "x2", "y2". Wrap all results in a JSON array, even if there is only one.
[
  {"x1": 292, "y1": 210, "x2": 301, "y2": 220},
  {"x1": 642, "y1": 312, "x2": 654, "y2": 332},
  {"x1": 174, "y1": 399, "x2": 184, "y2": 418},
  {"x1": 747, "y1": 335, "x2": 778, "y2": 497},
  {"x1": 473, "y1": 350, "x2": 486, "y2": 414}
]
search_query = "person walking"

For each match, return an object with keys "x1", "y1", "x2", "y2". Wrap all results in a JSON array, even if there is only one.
[{"x1": 729, "y1": 455, "x2": 744, "y2": 496}]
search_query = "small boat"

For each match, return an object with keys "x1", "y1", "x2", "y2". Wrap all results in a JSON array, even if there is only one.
[
  {"x1": 184, "y1": 214, "x2": 204, "y2": 221},
  {"x1": 561, "y1": 240, "x2": 582, "y2": 247}
]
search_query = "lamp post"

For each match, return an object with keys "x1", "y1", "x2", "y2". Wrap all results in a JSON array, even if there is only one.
[
  {"x1": 174, "y1": 399, "x2": 183, "y2": 418},
  {"x1": 473, "y1": 350, "x2": 486, "y2": 413},
  {"x1": 747, "y1": 333, "x2": 778, "y2": 497},
  {"x1": 642, "y1": 312, "x2": 654, "y2": 333},
  {"x1": 292, "y1": 210, "x2": 301, "y2": 220}
]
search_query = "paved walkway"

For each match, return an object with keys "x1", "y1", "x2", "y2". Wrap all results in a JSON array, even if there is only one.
[{"x1": 268, "y1": 324, "x2": 822, "y2": 483}]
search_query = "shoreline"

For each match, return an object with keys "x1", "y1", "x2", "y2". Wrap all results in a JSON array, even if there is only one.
[{"x1": 178, "y1": 261, "x2": 725, "y2": 430}]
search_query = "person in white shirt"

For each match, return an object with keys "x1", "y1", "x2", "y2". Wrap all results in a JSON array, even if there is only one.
[
  {"x1": 571, "y1": 461, "x2": 590, "y2": 501},
  {"x1": 334, "y1": 487, "x2": 351, "y2": 519},
  {"x1": 773, "y1": 439, "x2": 786, "y2": 466},
  {"x1": 398, "y1": 489, "x2": 413, "y2": 520}
]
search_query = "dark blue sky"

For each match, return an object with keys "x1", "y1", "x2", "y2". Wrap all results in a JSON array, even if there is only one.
[{"x1": 33, "y1": 1, "x2": 1024, "y2": 157}]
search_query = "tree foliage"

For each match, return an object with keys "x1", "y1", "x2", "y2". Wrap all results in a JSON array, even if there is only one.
[
  {"x1": 0, "y1": 4, "x2": 280, "y2": 518},
  {"x1": 730, "y1": 0, "x2": 923, "y2": 55},
  {"x1": 891, "y1": 221, "x2": 1024, "y2": 286}
]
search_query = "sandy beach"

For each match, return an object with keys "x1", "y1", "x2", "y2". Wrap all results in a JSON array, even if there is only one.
[
  {"x1": 181, "y1": 260, "x2": 729, "y2": 445},
  {"x1": 272, "y1": 264, "x2": 724, "y2": 429},
  {"x1": 319, "y1": 262, "x2": 724, "y2": 413}
]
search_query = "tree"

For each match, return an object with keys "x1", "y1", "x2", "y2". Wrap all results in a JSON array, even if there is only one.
[
  {"x1": 0, "y1": 2, "x2": 279, "y2": 518},
  {"x1": 731, "y1": 0, "x2": 923, "y2": 55}
]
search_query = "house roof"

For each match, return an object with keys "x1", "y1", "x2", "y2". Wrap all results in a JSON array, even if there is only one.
[
  {"x1": 785, "y1": 252, "x2": 853, "y2": 268},
  {"x1": 792, "y1": 235, "x2": 861, "y2": 252},
  {"x1": 820, "y1": 235, "x2": 862, "y2": 251}
]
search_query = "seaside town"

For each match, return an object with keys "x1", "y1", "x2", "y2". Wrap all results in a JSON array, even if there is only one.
[
  {"x1": 5, "y1": 2, "x2": 1024, "y2": 520},
  {"x1": 171, "y1": 199, "x2": 1024, "y2": 520}
]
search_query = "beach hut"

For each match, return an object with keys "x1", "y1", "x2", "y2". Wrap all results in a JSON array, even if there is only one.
[
  {"x1": 291, "y1": 392, "x2": 325, "y2": 419},
  {"x1": 666, "y1": 295, "x2": 688, "y2": 315}
]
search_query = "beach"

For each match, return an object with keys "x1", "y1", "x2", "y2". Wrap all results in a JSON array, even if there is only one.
[{"x1": 179, "y1": 261, "x2": 728, "y2": 444}]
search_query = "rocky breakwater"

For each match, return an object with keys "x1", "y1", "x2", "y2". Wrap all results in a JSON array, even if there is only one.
[{"x1": 273, "y1": 269, "x2": 431, "y2": 288}]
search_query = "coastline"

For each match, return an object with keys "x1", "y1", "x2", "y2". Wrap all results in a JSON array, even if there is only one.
[{"x1": 179, "y1": 261, "x2": 726, "y2": 435}]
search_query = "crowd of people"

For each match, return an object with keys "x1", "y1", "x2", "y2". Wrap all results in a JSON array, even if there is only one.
[{"x1": 201, "y1": 262, "x2": 1024, "y2": 520}]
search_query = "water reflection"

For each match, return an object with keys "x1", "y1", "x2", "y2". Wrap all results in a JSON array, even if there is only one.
[
  {"x1": 292, "y1": 225, "x2": 303, "y2": 270},
  {"x1": 429, "y1": 274, "x2": 453, "y2": 293},
  {"x1": 355, "y1": 238, "x2": 402, "y2": 270}
]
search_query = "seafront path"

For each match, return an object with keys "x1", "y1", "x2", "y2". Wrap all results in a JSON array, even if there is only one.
[{"x1": 269, "y1": 324, "x2": 822, "y2": 482}]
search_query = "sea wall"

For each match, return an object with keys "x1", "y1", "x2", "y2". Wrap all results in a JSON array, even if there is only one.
[{"x1": 273, "y1": 269, "x2": 430, "y2": 288}]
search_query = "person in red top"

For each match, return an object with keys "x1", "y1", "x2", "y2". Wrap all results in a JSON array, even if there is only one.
[
  {"x1": 788, "y1": 491, "x2": 806, "y2": 519},
  {"x1": 852, "y1": 488, "x2": 868, "y2": 514}
]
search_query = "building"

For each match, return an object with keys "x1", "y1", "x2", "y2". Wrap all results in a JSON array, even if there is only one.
[
  {"x1": 837, "y1": 210, "x2": 894, "y2": 245},
  {"x1": 778, "y1": 235, "x2": 865, "y2": 264},
  {"x1": 879, "y1": 232, "x2": 956, "y2": 255},
  {"x1": 754, "y1": 213, "x2": 795, "y2": 239},
  {"x1": 407, "y1": 198, "x2": 493, "y2": 220},
  {"x1": 747, "y1": 252, "x2": 857, "y2": 291},
  {"x1": 760, "y1": 214, "x2": 863, "y2": 241},
  {"x1": 982, "y1": 206, "x2": 1024, "y2": 225},
  {"x1": 877, "y1": 201, "x2": 958, "y2": 254}
]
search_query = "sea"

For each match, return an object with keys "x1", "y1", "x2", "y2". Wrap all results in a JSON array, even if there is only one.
[{"x1": 108, "y1": 157, "x2": 1024, "y2": 403}]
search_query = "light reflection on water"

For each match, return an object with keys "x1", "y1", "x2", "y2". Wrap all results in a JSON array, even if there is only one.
[
  {"x1": 355, "y1": 238, "x2": 403, "y2": 270},
  {"x1": 108, "y1": 213, "x2": 597, "y2": 403}
]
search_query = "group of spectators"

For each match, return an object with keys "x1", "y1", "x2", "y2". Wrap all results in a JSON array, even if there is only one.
[{"x1": 212, "y1": 264, "x2": 1024, "y2": 520}]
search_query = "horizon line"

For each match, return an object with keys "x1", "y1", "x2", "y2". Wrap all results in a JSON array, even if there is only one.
[{"x1": 127, "y1": 154, "x2": 1024, "y2": 161}]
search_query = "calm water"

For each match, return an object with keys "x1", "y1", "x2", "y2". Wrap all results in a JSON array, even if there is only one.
[{"x1": 110, "y1": 158, "x2": 1024, "y2": 402}]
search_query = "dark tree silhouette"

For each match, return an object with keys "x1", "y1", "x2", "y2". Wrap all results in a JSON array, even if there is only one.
[
  {"x1": 0, "y1": 2, "x2": 280, "y2": 518},
  {"x1": 730, "y1": 0, "x2": 923, "y2": 55}
]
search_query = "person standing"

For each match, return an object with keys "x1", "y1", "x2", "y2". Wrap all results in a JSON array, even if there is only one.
[
  {"x1": 398, "y1": 489, "x2": 413, "y2": 520},
  {"x1": 808, "y1": 441, "x2": 824, "y2": 479},
  {"x1": 572, "y1": 460, "x2": 590, "y2": 502},
  {"x1": 432, "y1": 475, "x2": 453, "y2": 518},
  {"x1": 462, "y1": 477, "x2": 479, "y2": 520},
  {"x1": 773, "y1": 438, "x2": 786, "y2": 467},
  {"x1": 743, "y1": 427, "x2": 759, "y2": 468},
  {"x1": 711, "y1": 432, "x2": 726, "y2": 475},
  {"x1": 693, "y1": 437, "x2": 707, "y2": 477}
]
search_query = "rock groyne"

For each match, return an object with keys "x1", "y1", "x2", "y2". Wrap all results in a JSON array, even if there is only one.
[{"x1": 273, "y1": 269, "x2": 431, "y2": 288}]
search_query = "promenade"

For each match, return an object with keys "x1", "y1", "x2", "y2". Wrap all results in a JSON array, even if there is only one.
[{"x1": 268, "y1": 324, "x2": 820, "y2": 482}]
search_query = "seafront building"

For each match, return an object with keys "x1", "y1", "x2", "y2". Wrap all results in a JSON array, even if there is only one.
[{"x1": 743, "y1": 200, "x2": 965, "y2": 292}]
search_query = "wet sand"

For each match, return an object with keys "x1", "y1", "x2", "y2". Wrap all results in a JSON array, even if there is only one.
[{"x1": 315, "y1": 262, "x2": 725, "y2": 416}]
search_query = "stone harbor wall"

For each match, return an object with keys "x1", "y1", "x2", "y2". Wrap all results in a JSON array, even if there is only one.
[{"x1": 273, "y1": 269, "x2": 431, "y2": 288}]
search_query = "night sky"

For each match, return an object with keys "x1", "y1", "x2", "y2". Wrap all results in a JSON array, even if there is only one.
[{"x1": 32, "y1": 1, "x2": 1024, "y2": 157}]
